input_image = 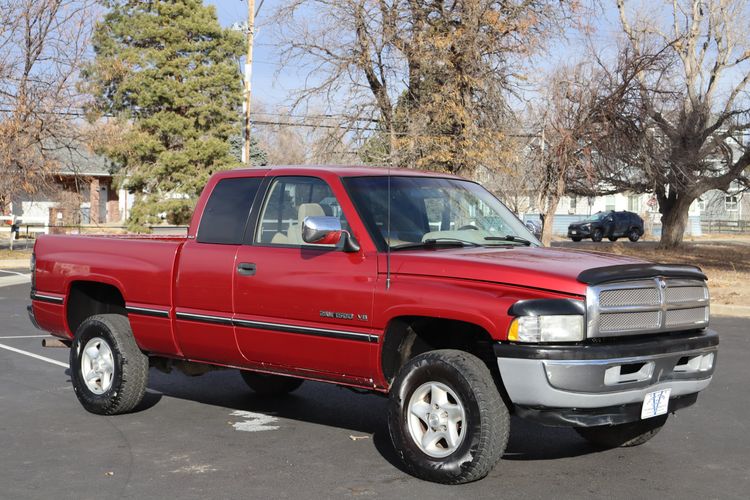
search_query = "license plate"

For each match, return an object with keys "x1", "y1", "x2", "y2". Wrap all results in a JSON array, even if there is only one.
[
  {"x1": 641, "y1": 388, "x2": 671, "y2": 419},
  {"x1": 571, "y1": 231, "x2": 578, "y2": 234}
]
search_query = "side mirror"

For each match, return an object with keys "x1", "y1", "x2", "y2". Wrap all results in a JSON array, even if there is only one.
[
  {"x1": 302, "y1": 216, "x2": 360, "y2": 252},
  {"x1": 302, "y1": 216, "x2": 342, "y2": 245}
]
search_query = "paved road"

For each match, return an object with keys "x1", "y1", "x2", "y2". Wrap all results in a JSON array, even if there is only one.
[{"x1": 1, "y1": 281, "x2": 747, "y2": 499}]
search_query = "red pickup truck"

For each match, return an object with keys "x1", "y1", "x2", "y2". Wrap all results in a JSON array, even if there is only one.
[{"x1": 28, "y1": 166, "x2": 718, "y2": 484}]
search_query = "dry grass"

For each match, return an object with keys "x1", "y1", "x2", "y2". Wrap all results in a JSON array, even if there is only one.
[
  {"x1": 553, "y1": 239, "x2": 750, "y2": 305},
  {"x1": 0, "y1": 248, "x2": 32, "y2": 259}
]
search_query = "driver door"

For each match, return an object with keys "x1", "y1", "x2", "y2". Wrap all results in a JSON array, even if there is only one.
[{"x1": 232, "y1": 176, "x2": 377, "y2": 384}]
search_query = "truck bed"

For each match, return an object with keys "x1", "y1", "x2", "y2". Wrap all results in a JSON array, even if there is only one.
[{"x1": 31, "y1": 234, "x2": 186, "y2": 346}]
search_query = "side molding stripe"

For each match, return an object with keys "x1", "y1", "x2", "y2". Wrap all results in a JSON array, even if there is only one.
[
  {"x1": 125, "y1": 306, "x2": 171, "y2": 319},
  {"x1": 176, "y1": 311, "x2": 378, "y2": 343},
  {"x1": 30, "y1": 292, "x2": 64, "y2": 304}
]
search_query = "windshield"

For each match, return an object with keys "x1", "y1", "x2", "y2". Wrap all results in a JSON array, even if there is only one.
[
  {"x1": 583, "y1": 212, "x2": 609, "y2": 223},
  {"x1": 343, "y1": 176, "x2": 540, "y2": 250}
]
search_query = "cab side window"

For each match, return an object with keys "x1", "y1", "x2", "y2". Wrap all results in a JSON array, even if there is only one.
[
  {"x1": 197, "y1": 177, "x2": 261, "y2": 244},
  {"x1": 256, "y1": 176, "x2": 348, "y2": 245}
]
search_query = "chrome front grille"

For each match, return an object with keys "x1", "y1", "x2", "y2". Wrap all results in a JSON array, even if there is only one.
[
  {"x1": 587, "y1": 278, "x2": 709, "y2": 338},
  {"x1": 599, "y1": 287, "x2": 660, "y2": 307}
]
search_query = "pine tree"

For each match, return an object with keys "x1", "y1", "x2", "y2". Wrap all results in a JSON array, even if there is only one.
[{"x1": 84, "y1": 0, "x2": 257, "y2": 229}]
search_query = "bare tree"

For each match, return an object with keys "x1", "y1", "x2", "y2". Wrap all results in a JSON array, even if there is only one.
[
  {"x1": 598, "y1": 0, "x2": 750, "y2": 248},
  {"x1": 272, "y1": 0, "x2": 570, "y2": 177},
  {"x1": 0, "y1": 0, "x2": 95, "y2": 214},
  {"x1": 527, "y1": 63, "x2": 609, "y2": 245}
]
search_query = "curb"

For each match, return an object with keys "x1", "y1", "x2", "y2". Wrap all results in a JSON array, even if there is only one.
[
  {"x1": 711, "y1": 304, "x2": 750, "y2": 318},
  {"x1": 0, "y1": 258, "x2": 30, "y2": 269}
]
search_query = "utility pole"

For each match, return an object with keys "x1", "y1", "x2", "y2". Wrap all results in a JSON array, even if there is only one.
[{"x1": 243, "y1": 0, "x2": 256, "y2": 165}]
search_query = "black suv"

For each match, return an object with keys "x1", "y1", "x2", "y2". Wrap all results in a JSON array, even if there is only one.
[{"x1": 567, "y1": 210, "x2": 644, "y2": 242}]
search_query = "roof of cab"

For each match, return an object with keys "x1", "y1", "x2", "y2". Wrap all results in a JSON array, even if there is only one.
[{"x1": 215, "y1": 165, "x2": 463, "y2": 179}]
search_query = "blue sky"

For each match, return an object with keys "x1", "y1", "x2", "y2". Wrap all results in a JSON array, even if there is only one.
[{"x1": 205, "y1": 0, "x2": 293, "y2": 108}]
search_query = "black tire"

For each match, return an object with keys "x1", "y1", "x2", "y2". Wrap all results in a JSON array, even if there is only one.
[
  {"x1": 628, "y1": 228, "x2": 641, "y2": 242},
  {"x1": 70, "y1": 314, "x2": 149, "y2": 415},
  {"x1": 608, "y1": 236, "x2": 618, "y2": 242},
  {"x1": 575, "y1": 415, "x2": 668, "y2": 448},
  {"x1": 571, "y1": 237, "x2": 582, "y2": 242},
  {"x1": 387, "y1": 349, "x2": 509, "y2": 484},
  {"x1": 240, "y1": 371, "x2": 304, "y2": 396},
  {"x1": 591, "y1": 228, "x2": 604, "y2": 242}
]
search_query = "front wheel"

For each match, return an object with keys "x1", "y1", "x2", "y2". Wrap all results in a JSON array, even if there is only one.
[
  {"x1": 388, "y1": 350, "x2": 509, "y2": 484},
  {"x1": 571, "y1": 237, "x2": 582, "y2": 242},
  {"x1": 591, "y1": 229, "x2": 604, "y2": 242},
  {"x1": 575, "y1": 415, "x2": 668, "y2": 448},
  {"x1": 70, "y1": 314, "x2": 149, "y2": 415}
]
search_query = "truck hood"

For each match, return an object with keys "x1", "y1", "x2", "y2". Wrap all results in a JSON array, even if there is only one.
[{"x1": 386, "y1": 246, "x2": 647, "y2": 296}]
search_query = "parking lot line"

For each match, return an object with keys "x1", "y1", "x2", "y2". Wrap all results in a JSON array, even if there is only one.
[
  {"x1": 0, "y1": 273, "x2": 30, "y2": 287},
  {"x1": 0, "y1": 269, "x2": 26, "y2": 276},
  {"x1": 0, "y1": 342, "x2": 69, "y2": 368}
]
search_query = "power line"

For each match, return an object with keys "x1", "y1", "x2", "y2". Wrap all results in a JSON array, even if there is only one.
[{"x1": 0, "y1": 107, "x2": 541, "y2": 138}]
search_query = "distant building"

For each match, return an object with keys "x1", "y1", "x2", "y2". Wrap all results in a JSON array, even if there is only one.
[{"x1": 5, "y1": 142, "x2": 134, "y2": 233}]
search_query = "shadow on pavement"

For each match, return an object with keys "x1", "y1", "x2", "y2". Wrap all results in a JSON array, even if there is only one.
[{"x1": 140, "y1": 367, "x2": 599, "y2": 469}]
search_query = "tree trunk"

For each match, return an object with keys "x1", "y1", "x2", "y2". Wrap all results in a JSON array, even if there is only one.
[
  {"x1": 540, "y1": 195, "x2": 560, "y2": 247},
  {"x1": 658, "y1": 196, "x2": 694, "y2": 248}
]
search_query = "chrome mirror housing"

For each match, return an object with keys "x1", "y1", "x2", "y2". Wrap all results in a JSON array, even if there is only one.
[{"x1": 302, "y1": 216, "x2": 342, "y2": 245}]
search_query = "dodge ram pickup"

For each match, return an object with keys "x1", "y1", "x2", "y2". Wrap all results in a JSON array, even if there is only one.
[{"x1": 28, "y1": 166, "x2": 718, "y2": 484}]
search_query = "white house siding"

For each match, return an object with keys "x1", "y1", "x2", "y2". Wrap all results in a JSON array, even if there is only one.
[{"x1": 20, "y1": 201, "x2": 57, "y2": 225}]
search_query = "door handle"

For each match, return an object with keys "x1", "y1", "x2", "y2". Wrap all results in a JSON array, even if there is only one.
[{"x1": 237, "y1": 262, "x2": 257, "y2": 276}]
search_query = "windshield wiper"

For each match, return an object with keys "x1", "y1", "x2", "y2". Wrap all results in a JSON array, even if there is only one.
[
  {"x1": 484, "y1": 235, "x2": 533, "y2": 246},
  {"x1": 392, "y1": 238, "x2": 481, "y2": 251}
]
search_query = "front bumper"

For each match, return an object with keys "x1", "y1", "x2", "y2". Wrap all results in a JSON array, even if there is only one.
[
  {"x1": 495, "y1": 329, "x2": 718, "y2": 426},
  {"x1": 567, "y1": 226, "x2": 591, "y2": 238}
]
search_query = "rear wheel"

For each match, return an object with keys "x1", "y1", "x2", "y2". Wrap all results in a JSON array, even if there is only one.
[
  {"x1": 591, "y1": 229, "x2": 604, "y2": 242},
  {"x1": 388, "y1": 350, "x2": 509, "y2": 484},
  {"x1": 70, "y1": 314, "x2": 149, "y2": 415},
  {"x1": 240, "y1": 371, "x2": 304, "y2": 396},
  {"x1": 575, "y1": 415, "x2": 668, "y2": 448},
  {"x1": 628, "y1": 228, "x2": 641, "y2": 242}
]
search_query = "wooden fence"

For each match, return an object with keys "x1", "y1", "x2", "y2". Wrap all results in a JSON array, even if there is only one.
[{"x1": 701, "y1": 220, "x2": 750, "y2": 234}]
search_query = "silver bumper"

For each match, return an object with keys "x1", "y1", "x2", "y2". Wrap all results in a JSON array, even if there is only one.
[{"x1": 495, "y1": 330, "x2": 718, "y2": 411}]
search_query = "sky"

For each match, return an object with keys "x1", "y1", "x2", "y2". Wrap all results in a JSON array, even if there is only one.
[{"x1": 205, "y1": 0, "x2": 296, "y2": 109}]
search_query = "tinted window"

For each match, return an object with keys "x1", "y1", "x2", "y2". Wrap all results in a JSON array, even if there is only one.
[{"x1": 197, "y1": 177, "x2": 262, "y2": 244}]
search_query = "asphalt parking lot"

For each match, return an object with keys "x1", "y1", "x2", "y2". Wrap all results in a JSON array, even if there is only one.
[{"x1": 1, "y1": 278, "x2": 748, "y2": 499}]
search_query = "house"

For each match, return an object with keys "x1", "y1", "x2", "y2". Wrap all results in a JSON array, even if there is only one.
[
  {"x1": 6, "y1": 142, "x2": 134, "y2": 234},
  {"x1": 698, "y1": 184, "x2": 749, "y2": 233}
]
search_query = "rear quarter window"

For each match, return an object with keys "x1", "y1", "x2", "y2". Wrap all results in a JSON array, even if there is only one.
[{"x1": 197, "y1": 177, "x2": 262, "y2": 244}]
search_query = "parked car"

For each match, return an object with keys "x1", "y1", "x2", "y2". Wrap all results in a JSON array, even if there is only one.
[
  {"x1": 568, "y1": 210, "x2": 644, "y2": 242},
  {"x1": 524, "y1": 219, "x2": 542, "y2": 239},
  {"x1": 29, "y1": 167, "x2": 716, "y2": 484}
]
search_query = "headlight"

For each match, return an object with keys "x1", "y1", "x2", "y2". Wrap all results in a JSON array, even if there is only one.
[{"x1": 508, "y1": 315, "x2": 584, "y2": 343}]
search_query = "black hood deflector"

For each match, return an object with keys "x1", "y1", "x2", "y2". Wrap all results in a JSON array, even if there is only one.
[{"x1": 577, "y1": 264, "x2": 706, "y2": 285}]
